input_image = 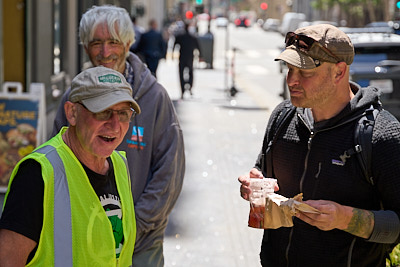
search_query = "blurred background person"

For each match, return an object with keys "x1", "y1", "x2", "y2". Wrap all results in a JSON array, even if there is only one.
[
  {"x1": 129, "y1": 16, "x2": 144, "y2": 55},
  {"x1": 136, "y1": 19, "x2": 167, "y2": 77},
  {"x1": 173, "y1": 22, "x2": 201, "y2": 99}
]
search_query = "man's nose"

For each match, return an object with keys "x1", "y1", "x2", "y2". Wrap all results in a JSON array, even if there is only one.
[
  {"x1": 101, "y1": 43, "x2": 112, "y2": 57},
  {"x1": 286, "y1": 70, "x2": 300, "y2": 87},
  {"x1": 105, "y1": 112, "x2": 121, "y2": 131}
]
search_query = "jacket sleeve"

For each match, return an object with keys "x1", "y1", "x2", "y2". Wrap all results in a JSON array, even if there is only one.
[
  {"x1": 51, "y1": 88, "x2": 71, "y2": 138},
  {"x1": 133, "y1": 101, "x2": 185, "y2": 238},
  {"x1": 367, "y1": 111, "x2": 400, "y2": 244}
]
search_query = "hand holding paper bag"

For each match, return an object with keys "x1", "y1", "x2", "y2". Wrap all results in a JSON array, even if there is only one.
[{"x1": 249, "y1": 192, "x2": 321, "y2": 229}]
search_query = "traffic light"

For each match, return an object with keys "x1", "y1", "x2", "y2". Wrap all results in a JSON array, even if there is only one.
[
  {"x1": 196, "y1": 0, "x2": 203, "y2": 4},
  {"x1": 185, "y1": 10, "x2": 193, "y2": 20},
  {"x1": 397, "y1": 1, "x2": 400, "y2": 8},
  {"x1": 260, "y1": 2, "x2": 268, "y2": 10}
]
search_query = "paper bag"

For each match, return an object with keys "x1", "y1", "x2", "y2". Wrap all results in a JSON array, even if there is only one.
[{"x1": 248, "y1": 192, "x2": 321, "y2": 229}]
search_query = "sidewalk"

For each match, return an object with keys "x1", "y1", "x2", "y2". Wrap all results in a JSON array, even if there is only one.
[{"x1": 157, "y1": 54, "x2": 280, "y2": 266}]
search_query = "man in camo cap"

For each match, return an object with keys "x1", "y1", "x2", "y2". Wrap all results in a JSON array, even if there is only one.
[{"x1": 238, "y1": 24, "x2": 400, "y2": 266}]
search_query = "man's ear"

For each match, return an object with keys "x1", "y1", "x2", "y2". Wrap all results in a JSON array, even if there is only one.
[
  {"x1": 125, "y1": 43, "x2": 131, "y2": 55},
  {"x1": 334, "y1": 62, "x2": 347, "y2": 82},
  {"x1": 64, "y1": 101, "x2": 78, "y2": 126}
]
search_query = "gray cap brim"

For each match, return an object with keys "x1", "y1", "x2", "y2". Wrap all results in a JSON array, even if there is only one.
[
  {"x1": 275, "y1": 48, "x2": 318, "y2": 69},
  {"x1": 81, "y1": 89, "x2": 141, "y2": 114}
]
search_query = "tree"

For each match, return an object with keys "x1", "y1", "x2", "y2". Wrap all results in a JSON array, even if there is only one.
[{"x1": 312, "y1": 0, "x2": 393, "y2": 27}]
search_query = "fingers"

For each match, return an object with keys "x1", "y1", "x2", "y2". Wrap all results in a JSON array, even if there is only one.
[
  {"x1": 238, "y1": 173, "x2": 251, "y2": 200},
  {"x1": 249, "y1": 168, "x2": 263, "y2": 178},
  {"x1": 238, "y1": 174, "x2": 250, "y2": 185},
  {"x1": 295, "y1": 211, "x2": 331, "y2": 230},
  {"x1": 240, "y1": 185, "x2": 250, "y2": 200},
  {"x1": 239, "y1": 168, "x2": 275, "y2": 200},
  {"x1": 295, "y1": 200, "x2": 343, "y2": 231},
  {"x1": 274, "y1": 184, "x2": 280, "y2": 192}
]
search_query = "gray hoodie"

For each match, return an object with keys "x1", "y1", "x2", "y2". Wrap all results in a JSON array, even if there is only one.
[{"x1": 52, "y1": 52, "x2": 185, "y2": 253}]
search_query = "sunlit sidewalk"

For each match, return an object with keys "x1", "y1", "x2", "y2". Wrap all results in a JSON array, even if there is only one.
[{"x1": 157, "y1": 57, "x2": 270, "y2": 267}]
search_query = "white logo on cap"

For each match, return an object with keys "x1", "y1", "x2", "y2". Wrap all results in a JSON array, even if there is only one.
[{"x1": 98, "y1": 74, "x2": 122, "y2": 84}]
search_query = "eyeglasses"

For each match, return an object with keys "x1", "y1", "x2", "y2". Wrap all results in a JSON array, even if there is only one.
[
  {"x1": 285, "y1": 32, "x2": 341, "y2": 63},
  {"x1": 78, "y1": 103, "x2": 136, "y2": 122}
]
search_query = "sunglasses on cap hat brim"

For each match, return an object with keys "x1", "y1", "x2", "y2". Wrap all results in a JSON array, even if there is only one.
[{"x1": 285, "y1": 32, "x2": 341, "y2": 63}]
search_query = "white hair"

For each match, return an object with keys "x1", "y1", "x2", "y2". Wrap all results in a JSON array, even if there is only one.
[{"x1": 79, "y1": 5, "x2": 135, "y2": 55}]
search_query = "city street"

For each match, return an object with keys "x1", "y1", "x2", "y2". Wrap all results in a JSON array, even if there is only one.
[
  {"x1": 159, "y1": 22, "x2": 284, "y2": 267},
  {"x1": 0, "y1": 20, "x2": 286, "y2": 267}
]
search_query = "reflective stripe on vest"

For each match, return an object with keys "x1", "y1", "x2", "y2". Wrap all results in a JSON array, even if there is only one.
[{"x1": 35, "y1": 145, "x2": 73, "y2": 266}]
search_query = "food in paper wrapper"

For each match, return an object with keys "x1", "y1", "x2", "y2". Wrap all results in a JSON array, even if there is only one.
[{"x1": 249, "y1": 192, "x2": 321, "y2": 229}]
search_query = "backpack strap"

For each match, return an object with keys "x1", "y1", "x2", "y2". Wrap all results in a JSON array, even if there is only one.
[
  {"x1": 354, "y1": 104, "x2": 397, "y2": 267},
  {"x1": 261, "y1": 103, "x2": 296, "y2": 177},
  {"x1": 339, "y1": 105, "x2": 380, "y2": 185},
  {"x1": 354, "y1": 105, "x2": 380, "y2": 185}
]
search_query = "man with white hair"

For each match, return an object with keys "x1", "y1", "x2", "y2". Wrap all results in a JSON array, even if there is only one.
[{"x1": 52, "y1": 5, "x2": 185, "y2": 267}]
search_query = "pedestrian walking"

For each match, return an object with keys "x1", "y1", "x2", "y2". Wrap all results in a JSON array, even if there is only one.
[
  {"x1": 238, "y1": 24, "x2": 400, "y2": 266},
  {"x1": 136, "y1": 19, "x2": 167, "y2": 77},
  {"x1": 130, "y1": 16, "x2": 145, "y2": 54},
  {"x1": 51, "y1": 5, "x2": 185, "y2": 267},
  {"x1": 0, "y1": 66, "x2": 139, "y2": 266},
  {"x1": 173, "y1": 22, "x2": 201, "y2": 99}
]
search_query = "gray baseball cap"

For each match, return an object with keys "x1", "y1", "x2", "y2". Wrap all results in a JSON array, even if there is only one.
[{"x1": 69, "y1": 66, "x2": 141, "y2": 114}]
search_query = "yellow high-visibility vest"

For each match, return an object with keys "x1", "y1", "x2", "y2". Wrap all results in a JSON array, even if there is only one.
[{"x1": 5, "y1": 127, "x2": 136, "y2": 266}]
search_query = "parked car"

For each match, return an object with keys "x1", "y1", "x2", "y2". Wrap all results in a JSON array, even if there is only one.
[
  {"x1": 263, "y1": 18, "x2": 280, "y2": 32},
  {"x1": 348, "y1": 30, "x2": 400, "y2": 118},
  {"x1": 279, "y1": 12, "x2": 306, "y2": 36},
  {"x1": 279, "y1": 28, "x2": 400, "y2": 119},
  {"x1": 215, "y1": 16, "x2": 229, "y2": 28},
  {"x1": 365, "y1": 21, "x2": 400, "y2": 35},
  {"x1": 298, "y1": 20, "x2": 338, "y2": 28},
  {"x1": 234, "y1": 15, "x2": 251, "y2": 28}
]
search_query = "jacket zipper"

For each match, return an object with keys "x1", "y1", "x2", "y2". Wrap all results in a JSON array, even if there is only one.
[
  {"x1": 312, "y1": 162, "x2": 322, "y2": 198},
  {"x1": 285, "y1": 227, "x2": 294, "y2": 267},
  {"x1": 299, "y1": 130, "x2": 315, "y2": 192},
  {"x1": 285, "y1": 129, "x2": 315, "y2": 265},
  {"x1": 297, "y1": 112, "x2": 363, "y2": 191},
  {"x1": 347, "y1": 238, "x2": 356, "y2": 267},
  {"x1": 284, "y1": 112, "x2": 364, "y2": 266}
]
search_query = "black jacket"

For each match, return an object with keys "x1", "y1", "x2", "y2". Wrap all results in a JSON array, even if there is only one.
[
  {"x1": 173, "y1": 31, "x2": 200, "y2": 65},
  {"x1": 256, "y1": 83, "x2": 400, "y2": 266}
]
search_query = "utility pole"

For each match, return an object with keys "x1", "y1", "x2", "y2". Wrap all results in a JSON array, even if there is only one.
[{"x1": 224, "y1": 0, "x2": 230, "y2": 95}]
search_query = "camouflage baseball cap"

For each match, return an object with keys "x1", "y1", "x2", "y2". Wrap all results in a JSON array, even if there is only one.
[
  {"x1": 275, "y1": 24, "x2": 354, "y2": 69},
  {"x1": 69, "y1": 66, "x2": 141, "y2": 114}
]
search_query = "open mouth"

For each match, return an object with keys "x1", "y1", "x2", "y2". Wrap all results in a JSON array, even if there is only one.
[
  {"x1": 100, "y1": 59, "x2": 114, "y2": 64},
  {"x1": 100, "y1": 135, "x2": 116, "y2": 142}
]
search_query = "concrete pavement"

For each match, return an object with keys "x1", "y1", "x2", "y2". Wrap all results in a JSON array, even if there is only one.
[{"x1": 158, "y1": 38, "x2": 281, "y2": 267}]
